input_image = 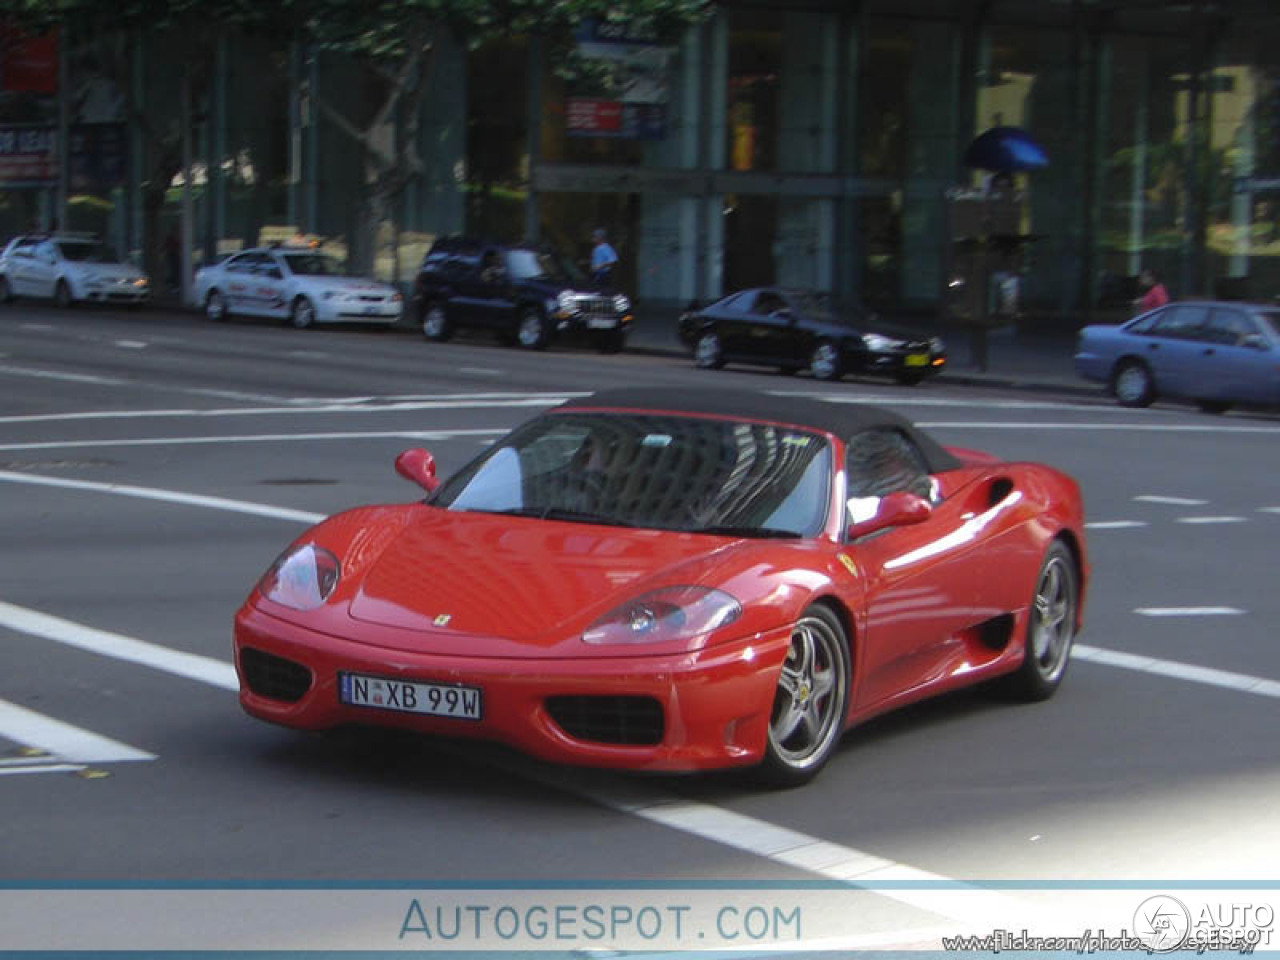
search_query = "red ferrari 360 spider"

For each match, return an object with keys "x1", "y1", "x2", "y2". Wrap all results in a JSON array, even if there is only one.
[{"x1": 234, "y1": 388, "x2": 1087, "y2": 785}]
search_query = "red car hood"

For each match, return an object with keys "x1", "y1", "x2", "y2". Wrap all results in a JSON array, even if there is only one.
[{"x1": 346, "y1": 509, "x2": 730, "y2": 655}]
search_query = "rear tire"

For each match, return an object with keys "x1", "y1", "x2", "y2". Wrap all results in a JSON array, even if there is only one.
[
  {"x1": 1111, "y1": 359, "x2": 1155, "y2": 407},
  {"x1": 758, "y1": 604, "x2": 851, "y2": 788},
  {"x1": 998, "y1": 541, "x2": 1078, "y2": 702},
  {"x1": 694, "y1": 330, "x2": 725, "y2": 369}
]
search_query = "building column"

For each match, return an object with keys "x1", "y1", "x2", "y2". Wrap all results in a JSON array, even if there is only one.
[{"x1": 775, "y1": 9, "x2": 838, "y2": 292}]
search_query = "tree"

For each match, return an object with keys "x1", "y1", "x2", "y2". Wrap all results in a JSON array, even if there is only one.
[{"x1": 280, "y1": 0, "x2": 711, "y2": 273}]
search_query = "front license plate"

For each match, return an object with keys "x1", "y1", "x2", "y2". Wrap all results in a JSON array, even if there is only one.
[
  {"x1": 587, "y1": 315, "x2": 618, "y2": 329},
  {"x1": 364, "y1": 305, "x2": 382, "y2": 316},
  {"x1": 339, "y1": 672, "x2": 482, "y2": 720},
  {"x1": 904, "y1": 353, "x2": 929, "y2": 367}
]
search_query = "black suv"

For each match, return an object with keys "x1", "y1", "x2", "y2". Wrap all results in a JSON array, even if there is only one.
[{"x1": 414, "y1": 237, "x2": 632, "y2": 352}]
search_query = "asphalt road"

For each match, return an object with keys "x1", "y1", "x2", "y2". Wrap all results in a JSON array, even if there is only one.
[{"x1": 2, "y1": 303, "x2": 1278, "y2": 951}]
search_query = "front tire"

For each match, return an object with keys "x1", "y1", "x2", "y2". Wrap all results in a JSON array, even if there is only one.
[
  {"x1": 1111, "y1": 359, "x2": 1155, "y2": 407},
  {"x1": 1000, "y1": 540, "x2": 1078, "y2": 702},
  {"x1": 759, "y1": 604, "x2": 851, "y2": 787},
  {"x1": 290, "y1": 296, "x2": 316, "y2": 330},
  {"x1": 205, "y1": 289, "x2": 229, "y2": 322},
  {"x1": 516, "y1": 308, "x2": 548, "y2": 350},
  {"x1": 421, "y1": 301, "x2": 452, "y2": 341},
  {"x1": 809, "y1": 340, "x2": 843, "y2": 381},
  {"x1": 54, "y1": 279, "x2": 73, "y2": 309}
]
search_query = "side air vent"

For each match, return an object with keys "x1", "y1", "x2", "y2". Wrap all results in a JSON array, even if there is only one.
[
  {"x1": 988, "y1": 477, "x2": 1014, "y2": 508},
  {"x1": 545, "y1": 695, "x2": 664, "y2": 746},
  {"x1": 240, "y1": 647, "x2": 312, "y2": 702}
]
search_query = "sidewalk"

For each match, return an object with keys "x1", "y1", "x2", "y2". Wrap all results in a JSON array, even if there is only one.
[{"x1": 624, "y1": 307, "x2": 1100, "y2": 398}]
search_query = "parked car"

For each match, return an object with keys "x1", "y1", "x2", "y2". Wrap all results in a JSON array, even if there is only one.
[
  {"x1": 193, "y1": 247, "x2": 403, "y2": 329},
  {"x1": 0, "y1": 233, "x2": 150, "y2": 308},
  {"x1": 1074, "y1": 300, "x2": 1280, "y2": 412},
  {"x1": 233, "y1": 387, "x2": 1086, "y2": 786},
  {"x1": 413, "y1": 236, "x2": 632, "y2": 353},
  {"x1": 679, "y1": 288, "x2": 947, "y2": 384}
]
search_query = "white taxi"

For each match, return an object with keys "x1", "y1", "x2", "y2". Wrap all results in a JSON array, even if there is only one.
[
  {"x1": 193, "y1": 247, "x2": 403, "y2": 328},
  {"x1": 0, "y1": 233, "x2": 150, "y2": 307}
]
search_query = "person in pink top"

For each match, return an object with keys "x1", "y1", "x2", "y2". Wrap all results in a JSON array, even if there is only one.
[{"x1": 1135, "y1": 268, "x2": 1169, "y2": 313}]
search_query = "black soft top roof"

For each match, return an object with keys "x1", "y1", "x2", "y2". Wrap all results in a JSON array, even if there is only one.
[{"x1": 558, "y1": 388, "x2": 962, "y2": 473}]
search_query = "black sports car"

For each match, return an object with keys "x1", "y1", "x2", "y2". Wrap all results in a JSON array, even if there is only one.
[{"x1": 678, "y1": 288, "x2": 947, "y2": 384}]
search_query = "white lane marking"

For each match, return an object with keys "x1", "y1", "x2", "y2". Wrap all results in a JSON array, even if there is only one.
[
  {"x1": 1074, "y1": 644, "x2": 1280, "y2": 697},
  {"x1": 0, "y1": 601, "x2": 239, "y2": 691},
  {"x1": 1084, "y1": 521, "x2": 1147, "y2": 529},
  {"x1": 0, "y1": 763, "x2": 86, "y2": 777},
  {"x1": 917, "y1": 421, "x2": 1280, "y2": 434},
  {"x1": 1134, "y1": 607, "x2": 1245, "y2": 617},
  {"x1": 0, "y1": 698, "x2": 154, "y2": 763},
  {"x1": 0, "y1": 397, "x2": 576, "y2": 425},
  {"x1": 458, "y1": 367, "x2": 504, "y2": 375},
  {"x1": 1135, "y1": 495, "x2": 1209, "y2": 506},
  {"x1": 1258, "y1": 507, "x2": 1280, "y2": 515},
  {"x1": 0, "y1": 428, "x2": 506, "y2": 452},
  {"x1": 0, "y1": 363, "x2": 127, "y2": 387},
  {"x1": 1177, "y1": 516, "x2": 1245, "y2": 524},
  {"x1": 114, "y1": 340, "x2": 148, "y2": 350},
  {"x1": 18, "y1": 323, "x2": 54, "y2": 331},
  {"x1": 0, "y1": 470, "x2": 326, "y2": 524}
]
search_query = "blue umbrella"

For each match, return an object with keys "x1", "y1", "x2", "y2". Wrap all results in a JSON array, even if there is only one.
[{"x1": 963, "y1": 126, "x2": 1049, "y2": 172}]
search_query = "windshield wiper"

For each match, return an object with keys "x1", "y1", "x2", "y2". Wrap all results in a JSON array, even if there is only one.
[
  {"x1": 482, "y1": 506, "x2": 636, "y2": 527},
  {"x1": 691, "y1": 525, "x2": 803, "y2": 539}
]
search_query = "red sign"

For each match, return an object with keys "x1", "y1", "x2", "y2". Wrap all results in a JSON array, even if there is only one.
[
  {"x1": 567, "y1": 99, "x2": 622, "y2": 135},
  {"x1": 0, "y1": 27, "x2": 58, "y2": 94},
  {"x1": 0, "y1": 125, "x2": 57, "y2": 185}
]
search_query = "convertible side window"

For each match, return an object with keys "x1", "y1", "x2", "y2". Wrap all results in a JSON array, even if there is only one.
[{"x1": 846, "y1": 429, "x2": 933, "y2": 503}]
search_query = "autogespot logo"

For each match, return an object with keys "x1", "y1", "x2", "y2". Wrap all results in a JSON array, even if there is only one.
[{"x1": 1134, "y1": 895, "x2": 1192, "y2": 952}]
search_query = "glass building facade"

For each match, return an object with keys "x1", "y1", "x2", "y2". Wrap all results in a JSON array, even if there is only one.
[{"x1": 4, "y1": 0, "x2": 1278, "y2": 322}]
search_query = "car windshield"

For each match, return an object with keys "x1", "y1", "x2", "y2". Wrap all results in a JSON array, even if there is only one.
[
  {"x1": 434, "y1": 412, "x2": 832, "y2": 537},
  {"x1": 505, "y1": 248, "x2": 582, "y2": 282},
  {"x1": 57, "y1": 241, "x2": 108, "y2": 263},
  {"x1": 281, "y1": 253, "x2": 344, "y2": 277}
]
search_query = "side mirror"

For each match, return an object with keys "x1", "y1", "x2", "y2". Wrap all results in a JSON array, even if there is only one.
[
  {"x1": 395, "y1": 448, "x2": 441, "y2": 493},
  {"x1": 846, "y1": 490, "x2": 932, "y2": 540}
]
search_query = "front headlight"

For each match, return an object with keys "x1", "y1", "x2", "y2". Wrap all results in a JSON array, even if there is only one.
[
  {"x1": 131, "y1": 276, "x2": 149, "y2": 288},
  {"x1": 258, "y1": 544, "x2": 340, "y2": 610},
  {"x1": 862, "y1": 332, "x2": 902, "y2": 352},
  {"x1": 613, "y1": 294, "x2": 631, "y2": 313},
  {"x1": 582, "y1": 586, "x2": 741, "y2": 646},
  {"x1": 930, "y1": 336, "x2": 945, "y2": 353},
  {"x1": 557, "y1": 291, "x2": 577, "y2": 313}
]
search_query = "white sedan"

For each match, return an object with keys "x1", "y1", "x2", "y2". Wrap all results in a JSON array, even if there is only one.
[
  {"x1": 194, "y1": 247, "x2": 403, "y2": 328},
  {"x1": 0, "y1": 234, "x2": 150, "y2": 307}
]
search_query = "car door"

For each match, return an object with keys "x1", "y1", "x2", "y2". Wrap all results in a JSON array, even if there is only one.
[
  {"x1": 842, "y1": 428, "x2": 1003, "y2": 711},
  {"x1": 29, "y1": 241, "x2": 61, "y2": 298},
  {"x1": 1197, "y1": 307, "x2": 1275, "y2": 405},
  {"x1": 5, "y1": 240, "x2": 38, "y2": 295},
  {"x1": 221, "y1": 253, "x2": 260, "y2": 313},
  {"x1": 253, "y1": 253, "x2": 290, "y2": 319},
  {"x1": 718, "y1": 290, "x2": 778, "y2": 361},
  {"x1": 1130, "y1": 303, "x2": 1213, "y2": 399}
]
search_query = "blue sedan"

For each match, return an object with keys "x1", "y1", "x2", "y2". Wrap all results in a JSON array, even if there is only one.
[{"x1": 1074, "y1": 301, "x2": 1280, "y2": 412}]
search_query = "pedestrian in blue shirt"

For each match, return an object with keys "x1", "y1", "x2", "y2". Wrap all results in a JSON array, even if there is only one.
[{"x1": 591, "y1": 228, "x2": 618, "y2": 284}]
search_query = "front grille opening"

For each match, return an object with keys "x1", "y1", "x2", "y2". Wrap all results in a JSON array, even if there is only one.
[
  {"x1": 545, "y1": 695, "x2": 664, "y2": 746},
  {"x1": 240, "y1": 647, "x2": 313, "y2": 703}
]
